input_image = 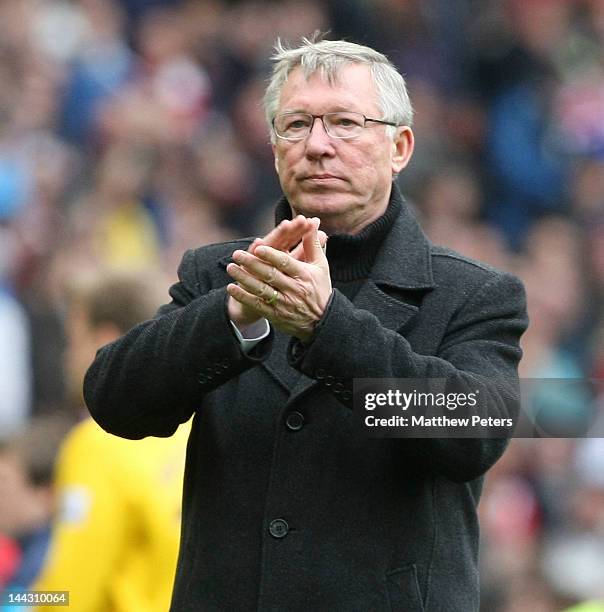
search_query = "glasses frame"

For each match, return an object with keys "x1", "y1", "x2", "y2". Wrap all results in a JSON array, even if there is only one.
[{"x1": 272, "y1": 111, "x2": 401, "y2": 141}]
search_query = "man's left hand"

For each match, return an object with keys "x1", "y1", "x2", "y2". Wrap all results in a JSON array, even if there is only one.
[{"x1": 226, "y1": 219, "x2": 332, "y2": 343}]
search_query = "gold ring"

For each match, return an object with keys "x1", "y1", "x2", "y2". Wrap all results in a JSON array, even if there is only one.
[{"x1": 265, "y1": 289, "x2": 278, "y2": 305}]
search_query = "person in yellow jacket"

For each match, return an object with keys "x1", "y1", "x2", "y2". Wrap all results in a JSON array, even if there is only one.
[{"x1": 33, "y1": 270, "x2": 190, "y2": 612}]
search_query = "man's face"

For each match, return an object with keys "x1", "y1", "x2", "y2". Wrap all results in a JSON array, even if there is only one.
[{"x1": 272, "y1": 63, "x2": 413, "y2": 234}]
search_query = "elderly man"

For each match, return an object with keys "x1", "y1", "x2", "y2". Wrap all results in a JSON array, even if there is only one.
[{"x1": 85, "y1": 38, "x2": 528, "y2": 611}]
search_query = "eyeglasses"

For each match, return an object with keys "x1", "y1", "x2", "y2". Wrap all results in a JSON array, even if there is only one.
[{"x1": 272, "y1": 111, "x2": 400, "y2": 141}]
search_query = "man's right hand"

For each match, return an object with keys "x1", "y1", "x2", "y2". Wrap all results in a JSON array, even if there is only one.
[{"x1": 227, "y1": 216, "x2": 327, "y2": 331}]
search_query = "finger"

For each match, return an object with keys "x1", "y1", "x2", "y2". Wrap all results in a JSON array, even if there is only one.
[
  {"x1": 302, "y1": 218, "x2": 328, "y2": 266},
  {"x1": 253, "y1": 221, "x2": 290, "y2": 251},
  {"x1": 252, "y1": 216, "x2": 312, "y2": 254},
  {"x1": 254, "y1": 244, "x2": 305, "y2": 278},
  {"x1": 278, "y1": 215, "x2": 311, "y2": 249},
  {"x1": 226, "y1": 263, "x2": 273, "y2": 299},
  {"x1": 247, "y1": 238, "x2": 262, "y2": 253},
  {"x1": 290, "y1": 229, "x2": 327, "y2": 261},
  {"x1": 290, "y1": 242, "x2": 304, "y2": 261},
  {"x1": 269, "y1": 218, "x2": 306, "y2": 251},
  {"x1": 232, "y1": 250, "x2": 293, "y2": 291},
  {"x1": 226, "y1": 283, "x2": 274, "y2": 319}
]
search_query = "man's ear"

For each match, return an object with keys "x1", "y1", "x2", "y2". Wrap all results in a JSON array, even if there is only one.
[
  {"x1": 391, "y1": 126, "x2": 414, "y2": 176},
  {"x1": 272, "y1": 143, "x2": 279, "y2": 173}
]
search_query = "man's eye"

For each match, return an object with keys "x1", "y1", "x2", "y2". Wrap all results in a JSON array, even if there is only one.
[
  {"x1": 286, "y1": 119, "x2": 311, "y2": 130},
  {"x1": 333, "y1": 117, "x2": 360, "y2": 128}
]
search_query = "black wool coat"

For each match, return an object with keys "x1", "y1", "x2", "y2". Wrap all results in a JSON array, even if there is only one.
[{"x1": 84, "y1": 188, "x2": 528, "y2": 612}]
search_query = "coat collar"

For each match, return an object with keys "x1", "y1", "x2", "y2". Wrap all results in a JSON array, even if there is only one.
[{"x1": 365, "y1": 183, "x2": 434, "y2": 291}]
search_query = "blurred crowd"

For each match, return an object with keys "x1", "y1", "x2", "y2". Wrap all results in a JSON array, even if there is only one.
[{"x1": 0, "y1": 0, "x2": 603, "y2": 610}]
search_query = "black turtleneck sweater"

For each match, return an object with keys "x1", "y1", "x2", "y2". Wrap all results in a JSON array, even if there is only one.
[{"x1": 274, "y1": 188, "x2": 402, "y2": 301}]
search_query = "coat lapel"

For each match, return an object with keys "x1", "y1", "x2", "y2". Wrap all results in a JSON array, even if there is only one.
[{"x1": 262, "y1": 328, "x2": 303, "y2": 391}]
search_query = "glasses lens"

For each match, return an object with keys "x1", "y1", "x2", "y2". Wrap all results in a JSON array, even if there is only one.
[
  {"x1": 324, "y1": 112, "x2": 364, "y2": 138},
  {"x1": 275, "y1": 113, "x2": 313, "y2": 139}
]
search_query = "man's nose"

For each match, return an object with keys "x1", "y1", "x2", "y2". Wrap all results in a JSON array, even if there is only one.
[{"x1": 305, "y1": 116, "x2": 335, "y2": 158}]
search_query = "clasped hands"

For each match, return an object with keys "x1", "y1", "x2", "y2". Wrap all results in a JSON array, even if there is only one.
[{"x1": 226, "y1": 215, "x2": 332, "y2": 343}]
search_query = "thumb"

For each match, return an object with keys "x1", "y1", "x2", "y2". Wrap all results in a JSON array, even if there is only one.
[
  {"x1": 317, "y1": 230, "x2": 328, "y2": 250},
  {"x1": 302, "y1": 217, "x2": 328, "y2": 266}
]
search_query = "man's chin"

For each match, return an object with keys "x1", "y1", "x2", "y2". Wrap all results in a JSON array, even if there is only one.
[{"x1": 292, "y1": 197, "x2": 349, "y2": 219}]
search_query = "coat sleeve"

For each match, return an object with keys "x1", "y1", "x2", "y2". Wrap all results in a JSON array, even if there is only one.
[
  {"x1": 288, "y1": 271, "x2": 528, "y2": 483},
  {"x1": 83, "y1": 249, "x2": 273, "y2": 439}
]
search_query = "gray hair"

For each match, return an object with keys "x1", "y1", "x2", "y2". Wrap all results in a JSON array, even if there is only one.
[{"x1": 263, "y1": 37, "x2": 414, "y2": 142}]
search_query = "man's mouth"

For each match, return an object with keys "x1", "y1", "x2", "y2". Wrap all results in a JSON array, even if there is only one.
[{"x1": 303, "y1": 174, "x2": 342, "y2": 181}]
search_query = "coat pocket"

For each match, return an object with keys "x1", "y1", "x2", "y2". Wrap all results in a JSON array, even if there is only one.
[{"x1": 385, "y1": 564, "x2": 425, "y2": 612}]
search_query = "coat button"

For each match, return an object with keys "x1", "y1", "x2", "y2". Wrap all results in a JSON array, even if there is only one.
[
  {"x1": 324, "y1": 375, "x2": 335, "y2": 387},
  {"x1": 196, "y1": 373, "x2": 207, "y2": 384},
  {"x1": 315, "y1": 369, "x2": 326, "y2": 379},
  {"x1": 269, "y1": 518, "x2": 289, "y2": 539},
  {"x1": 291, "y1": 341, "x2": 305, "y2": 361},
  {"x1": 285, "y1": 412, "x2": 305, "y2": 431}
]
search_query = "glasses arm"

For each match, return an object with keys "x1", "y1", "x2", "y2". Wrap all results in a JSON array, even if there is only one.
[{"x1": 364, "y1": 117, "x2": 400, "y2": 127}]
